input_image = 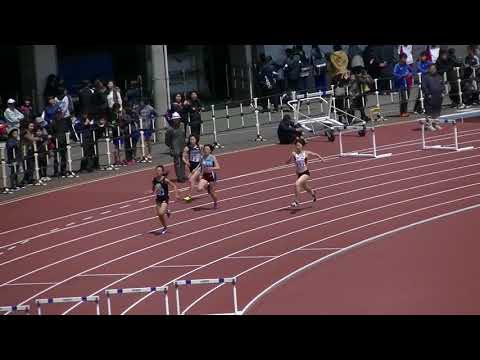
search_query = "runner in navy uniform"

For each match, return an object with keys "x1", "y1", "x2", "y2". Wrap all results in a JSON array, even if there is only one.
[
  {"x1": 197, "y1": 144, "x2": 220, "y2": 209},
  {"x1": 285, "y1": 138, "x2": 324, "y2": 208},
  {"x1": 182, "y1": 135, "x2": 203, "y2": 203},
  {"x1": 151, "y1": 165, "x2": 179, "y2": 235}
]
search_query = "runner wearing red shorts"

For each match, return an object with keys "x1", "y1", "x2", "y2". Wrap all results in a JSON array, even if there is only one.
[{"x1": 197, "y1": 144, "x2": 220, "y2": 209}]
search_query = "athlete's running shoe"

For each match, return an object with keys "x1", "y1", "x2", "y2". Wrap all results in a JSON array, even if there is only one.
[
  {"x1": 184, "y1": 196, "x2": 193, "y2": 203},
  {"x1": 291, "y1": 201, "x2": 299, "y2": 208},
  {"x1": 213, "y1": 201, "x2": 218, "y2": 209},
  {"x1": 160, "y1": 227, "x2": 167, "y2": 235},
  {"x1": 312, "y1": 191, "x2": 317, "y2": 202}
]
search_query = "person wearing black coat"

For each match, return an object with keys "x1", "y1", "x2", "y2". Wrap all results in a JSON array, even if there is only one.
[
  {"x1": 50, "y1": 108, "x2": 69, "y2": 177},
  {"x1": 277, "y1": 115, "x2": 303, "y2": 144},
  {"x1": 78, "y1": 80, "x2": 94, "y2": 116},
  {"x1": 422, "y1": 64, "x2": 445, "y2": 129},
  {"x1": 184, "y1": 91, "x2": 204, "y2": 142},
  {"x1": 92, "y1": 80, "x2": 109, "y2": 120}
]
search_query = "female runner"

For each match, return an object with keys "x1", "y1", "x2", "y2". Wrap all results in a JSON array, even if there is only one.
[
  {"x1": 152, "y1": 165, "x2": 179, "y2": 235},
  {"x1": 182, "y1": 135, "x2": 203, "y2": 202},
  {"x1": 286, "y1": 138, "x2": 324, "y2": 208},
  {"x1": 197, "y1": 144, "x2": 220, "y2": 209}
]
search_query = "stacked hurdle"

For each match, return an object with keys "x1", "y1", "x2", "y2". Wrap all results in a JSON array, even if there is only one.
[
  {"x1": 174, "y1": 277, "x2": 238, "y2": 315},
  {"x1": 105, "y1": 286, "x2": 169, "y2": 315},
  {"x1": 0, "y1": 305, "x2": 30, "y2": 315},
  {"x1": 35, "y1": 296, "x2": 100, "y2": 315},
  {"x1": 420, "y1": 110, "x2": 479, "y2": 152}
]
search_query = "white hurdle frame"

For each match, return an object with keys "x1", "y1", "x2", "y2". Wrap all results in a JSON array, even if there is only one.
[
  {"x1": 174, "y1": 277, "x2": 238, "y2": 315},
  {"x1": 421, "y1": 111, "x2": 479, "y2": 152},
  {"x1": 105, "y1": 286, "x2": 169, "y2": 315},
  {"x1": 0, "y1": 305, "x2": 30, "y2": 315},
  {"x1": 339, "y1": 126, "x2": 392, "y2": 159},
  {"x1": 35, "y1": 296, "x2": 100, "y2": 315}
]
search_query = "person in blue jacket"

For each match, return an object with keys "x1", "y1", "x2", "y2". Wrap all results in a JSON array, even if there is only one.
[
  {"x1": 414, "y1": 51, "x2": 433, "y2": 113},
  {"x1": 394, "y1": 53, "x2": 413, "y2": 117}
]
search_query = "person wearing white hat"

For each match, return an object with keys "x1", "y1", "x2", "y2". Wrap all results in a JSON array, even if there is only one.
[
  {"x1": 4, "y1": 99, "x2": 24, "y2": 132},
  {"x1": 168, "y1": 112, "x2": 188, "y2": 183}
]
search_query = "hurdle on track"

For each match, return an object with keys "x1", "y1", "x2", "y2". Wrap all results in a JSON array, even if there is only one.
[
  {"x1": 0, "y1": 305, "x2": 30, "y2": 315},
  {"x1": 174, "y1": 277, "x2": 238, "y2": 315},
  {"x1": 339, "y1": 126, "x2": 393, "y2": 159},
  {"x1": 420, "y1": 110, "x2": 479, "y2": 152},
  {"x1": 35, "y1": 296, "x2": 100, "y2": 315},
  {"x1": 105, "y1": 286, "x2": 169, "y2": 315}
]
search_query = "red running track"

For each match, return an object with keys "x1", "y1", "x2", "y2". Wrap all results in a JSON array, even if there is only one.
[{"x1": 1, "y1": 119, "x2": 480, "y2": 315}]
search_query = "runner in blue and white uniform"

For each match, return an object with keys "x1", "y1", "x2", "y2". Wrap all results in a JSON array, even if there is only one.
[
  {"x1": 182, "y1": 135, "x2": 203, "y2": 203},
  {"x1": 197, "y1": 144, "x2": 220, "y2": 209},
  {"x1": 285, "y1": 138, "x2": 324, "y2": 208},
  {"x1": 151, "y1": 165, "x2": 179, "y2": 235}
]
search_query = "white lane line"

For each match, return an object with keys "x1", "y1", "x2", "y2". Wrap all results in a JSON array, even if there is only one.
[
  {"x1": 138, "y1": 199, "x2": 150, "y2": 204},
  {"x1": 181, "y1": 196, "x2": 480, "y2": 315},
  {"x1": 0, "y1": 253, "x2": 3, "y2": 256},
  {"x1": 82, "y1": 216, "x2": 93, "y2": 221},
  {"x1": 49, "y1": 228, "x2": 60, "y2": 232},
  {"x1": 241, "y1": 202, "x2": 480, "y2": 314},
  {"x1": 6, "y1": 282, "x2": 57, "y2": 286},
  {"x1": 119, "y1": 205, "x2": 130, "y2": 209},
  {"x1": 65, "y1": 222, "x2": 75, "y2": 227},
  {"x1": 1, "y1": 126, "x2": 478, "y2": 236},
  {"x1": 77, "y1": 274, "x2": 130, "y2": 277},
  {"x1": 100, "y1": 211, "x2": 112, "y2": 215},
  {"x1": 4, "y1": 146, "x2": 480, "y2": 253},
  {"x1": 7, "y1": 246, "x2": 16, "y2": 251},
  {"x1": 296, "y1": 248, "x2": 343, "y2": 251},
  {"x1": 227, "y1": 256, "x2": 276, "y2": 259},
  {"x1": 20, "y1": 240, "x2": 29, "y2": 244},
  {"x1": 90, "y1": 186, "x2": 480, "y2": 316},
  {"x1": 152, "y1": 265, "x2": 203, "y2": 268},
  {"x1": 0, "y1": 160, "x2": 480, "y2": 270}
]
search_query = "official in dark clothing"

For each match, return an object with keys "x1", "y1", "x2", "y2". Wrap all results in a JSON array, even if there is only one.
[
  {"x1": 422, "y1": 64, "x2": 445, "y2": 129},
  {"x1": 184, "y1": 91, "x2": 204, "y2": 142},
  {"x1": 169, "y1": 112, "x2": 187, "y2": 182},
  {"x1": 50, "y1": 108, "x2": 69, "y2": 177},
  {"x1": 278, "y1": 115, "x2": 303, "y2": 144},
  {"x1": 78, "y1": 80, "x2": 94, "y2": 116},
  {"x1": 284, "y1": 48, "x2": 301, "y2": 92}
]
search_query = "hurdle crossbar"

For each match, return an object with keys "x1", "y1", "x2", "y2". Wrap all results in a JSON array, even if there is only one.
[
  {"x1": 339, "y1": 127, "x2": 392, "y2": 159},
  {"x1": 105, "y1": 286, "x2": 169, "y2": 315},
  {"x1": 35, "y1": 296, "x2": 100, "y2": 315},
  {"x1": 421, "y1": 110, "x2": 479, "y2": 152},
  {"x1": 0, "y1": 305, "x2": 30, "y2": 314},
  {"x1": 174, "y1": 277, "x2": 238, "y2": 315}
]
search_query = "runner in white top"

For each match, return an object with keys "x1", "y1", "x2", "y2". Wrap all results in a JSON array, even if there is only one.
[{"x1": 285, "y1": 138, "x2": 324, "y2": 208}]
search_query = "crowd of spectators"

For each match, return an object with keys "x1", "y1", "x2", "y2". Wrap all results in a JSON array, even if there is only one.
[
  {"x1": 272, "y1": 45, "x2": 480, "y2": 143},
  {"x1": 0, "y1": 74, "x2": 158, "y2": 190}
]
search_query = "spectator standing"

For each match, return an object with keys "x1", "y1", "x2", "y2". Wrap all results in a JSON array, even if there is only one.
[
  {"x1": 426, "y1": 45, "x2": 440, "y2": 64},
  {"x1": 126, "y1": 80, "x2": 142, "y2": 106},
  {"x1": 311, "y1": 45, "x2": 327, "y2": 92},
  {"x1": 78, "y1": 80, "x2": 94, "y2": 116},
  {"x1": 184, "y1": 91, "x2": 203, "y2": 142},
  {"x1": 43, "y1": 74, "x2": 58, "y2": 103},
  {"x1": 349, "y1": 66, "x2": 373, "y2": 121},
  {"x1": 284, "y1": 48, "x2": 301, "y2": 92},
  {"x1": 138, "y1": 98, "x2": 158, "y2": 162},
  {"x1": 295, "y1": 45, "x2": 311, "y2": 92},
  {"x1": 107, "y1": 81, "x2": 123, "y2": 112},
  {"x1": 348, "y1": 45, "x2": 365, "y2": 71},
  {"x1": 20, "y1": 98, "x2": 34, "y2": 123},
  {"x1": 110, "y1": 103, "x2": 124, "y2": 166},
  {"x1": 4, "y1": 99, "x2": 24, "y2": 132},
  {"x1": 93, "y1": 80, "x2": 109, "y2": 120},
  {"x1": 34, "y1": 122, "x2": 49, "y2": 181},
  {"x1": 21, "y1": 122, "x2": 42, "y2": 185},
  {"x1": 462, "y1": 45, "x2": 480, "y2": 107},
  {"x1": 77, "y1": 113, "x2": 96, "y2": 172},
  {"x1": 169, "y1": 112, "x2": 187, "y2": 183},
  {"x1": 6, "y1": 128, "x2": 21, "y2": 190},
  {"x1": 171, "y1": 93, "x2": 188, "y2": 135},
  {"x1": 414, "y1": 51, "x2": 433, "y2": 114},
  {"x1": 394, "y1": 53, "x2": 414, "y2": 117},
  {"x1": 41, "y1": 96, "x2": 59, "y2": 129},
  {"x1": 328, "y1": 45, "x2": 349, "y2": 79},
  {"x1": 445, "y1": 48, "x2": 464, "y2": 109},
  {"x1": 422, "y1": 64, "x2": 445, "y2": 130},
  {"x1": 50, "y1": 108, "x2": 69, "y2": 177},
  {"x1": 398, "y1": 45, "x2": 414, "y2": 66},
  {"x1": 258, "y1": 56, "x2": 280, "y2": 112}
]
